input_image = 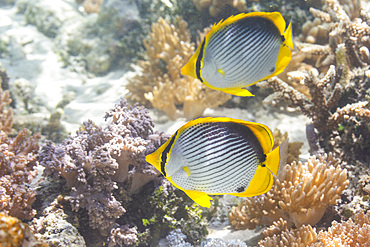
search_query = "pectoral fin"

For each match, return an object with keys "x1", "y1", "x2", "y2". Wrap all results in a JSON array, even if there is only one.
[
  {"x1": 184, "y1": 190, "x2": 213, "y2": 208},
  {"x1": 222, "y1": 87, "x2": 254, "y2": 97}
]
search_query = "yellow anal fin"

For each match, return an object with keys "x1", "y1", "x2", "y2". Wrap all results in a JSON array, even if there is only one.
[
  {"x1": 184, "y1": 190, "x2": 213, "y2": 208},
  {"x1": 222, "y1": 87, "x2": 254, "y2": 97}
]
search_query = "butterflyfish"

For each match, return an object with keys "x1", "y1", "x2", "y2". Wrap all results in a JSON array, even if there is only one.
[
  {"x1": 181, "y1": 12, "x2": 294, "y2": 97},
  {"x1": 146, "y1": 117, "x2": 288, "y2": 208}
]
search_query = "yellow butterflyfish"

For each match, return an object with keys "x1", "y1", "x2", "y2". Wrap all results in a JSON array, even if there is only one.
[
  {"x1": 146, "y1": 117, "x2": 288, "y2": 208},
  {"x1": 181, "y1": 12, "x2": 294, "y2": 97}
]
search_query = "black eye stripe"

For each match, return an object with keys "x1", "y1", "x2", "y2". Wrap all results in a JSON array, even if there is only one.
[
  {"x1": 195, "y1": 38, "x2": 206, "y2": 82},
  {"x1": 160, "y1": 130, "x2": 178, "y2": 177}
]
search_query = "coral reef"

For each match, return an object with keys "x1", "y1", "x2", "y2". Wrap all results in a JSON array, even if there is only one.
[
  {"x1": 0, "y1": 88, "x2": 13, "y2": 134},
  {"x1": 259, "y1": 64, "x2": 370, "y2": 161},
  {"x1": 83, "y1": 0, "x2": 103, "y2": 14},
  {"x1": 16, "y1": 0, "x2": 82, "y2": 38},
  {"x1": 229, "y1": 153, "x2": 348, "y2": 229},
  {"x1": 259, "y1": 218, "x2": 318, "y2": 247},
  {"x1": 0, "y1": 128, "x2": 41, "y2": 220},
  {"x1": 126, "y1": 16, "x2": 231, "y2": 120},
  {"x1": 38, "y1": 99, "x2": 168, "y2": 235},
  {"x1": 193, "y1": 0, "x2": 247, "y2": 17},
  {"x1": 17, "y1": 0, "x2": 141, "y2": 75},
  {"x1": 108, "y1": 224, "x2": 138, "y2": 247},
  {"x1": 272, "y1": 129, "x2": 304, "y2": 164},
  {"x1": 261, "y1": 0, "x2": 370, "y2": 159},
  {"x1": 0, "y1": 212, "x2": 47, "y2": 247},
  {"x1": 31, "y1": 192, "x2": 86, "y2": 247},
  {"x1": 313, "y1": 210, "x2": 370, "y2": 246},
  {"x1": 258, "y1": 210, "x2": 370, "y2": 246},
  {"x1": 127, "y1": 181, "x2": 208, "y2": 246}
]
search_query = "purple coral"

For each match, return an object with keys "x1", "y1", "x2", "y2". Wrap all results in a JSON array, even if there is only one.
[{"x1": 38, "y1": 99, "x2": 168, "y2": 234}]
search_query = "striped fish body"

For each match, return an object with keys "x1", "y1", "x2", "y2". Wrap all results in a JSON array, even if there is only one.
[
  {"x1": 181, "y1": 12, "x2": 294, "y2": 97},
  {"x1": 146, "y1": 117, "x2": 288, "y2": 208}
]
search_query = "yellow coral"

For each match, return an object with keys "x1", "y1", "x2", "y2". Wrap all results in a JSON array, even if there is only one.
[
  {"x1": 126, "y1": 17, "x2": 231, "y2": 120},
  {"x1": 229, "y1": 153, "x2": 348, "y2": 229}
]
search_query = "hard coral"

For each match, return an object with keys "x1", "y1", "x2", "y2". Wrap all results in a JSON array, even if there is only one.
[
  {"x1": 38, "y1": 99, "x2": 168, "y2": 235},
  {"x1": 259, "y1": 65, "x2": 370, "y2": 161},
  {"x1": 193, "y1": 0, "x2": 247, "y2": 17},
  {"x1": 0, "y1": 129, "x2": 41, "y2": 220},
  {"x1": 229, "y1": 153, "x2": 348, "y2": 229},
  {"x1": 126, "y1": 17, "x2": 231, "y2": 120}
]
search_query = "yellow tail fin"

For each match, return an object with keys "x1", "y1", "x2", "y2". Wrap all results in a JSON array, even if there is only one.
[
  {"x1": 284, "y1": 22, "x2": 295, "y2": 50},
  {"x1": 265, "y1": 139, "x2": 288, "y2": 176}
]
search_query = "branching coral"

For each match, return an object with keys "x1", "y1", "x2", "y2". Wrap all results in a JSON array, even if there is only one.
[
  {"x1": 229, "y1": 153, "x2": 348, "y2": 230},
  {"x1": 193, "y1": 0, "x2": 247, "y2": 17},
  {"x1": 311, "y1": 0, "x2": 370, "y2": 68},
  {"x1": 0, "y1": 129, "x2": 41, "y2": 220},
  {"x1": 126, "y1": 17, "x2": 231, "y2": 120},
  {"x1": 259, "y1": 64, "x2": 370, "y2": 160},
  {"x1": 38, "y1": 99, "x2": 168, "y2": 234},
  {"x1": 295, "y1": 0, "x2": 369, "y2": 70}
]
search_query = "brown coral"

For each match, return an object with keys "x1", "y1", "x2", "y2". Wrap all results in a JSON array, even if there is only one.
[
  {"x1": 193, "y1": 0, "x2": 247, "y2": 17},
  {"x1": 126, "y1": 17, "x2": 231, "y2": 120},
  {"x1": 313, "y1": 210, "x2": 370, "y2": 247},
  {"x1": 0, "y1": 129, "x2": 41, "y2": 220},
  {"x1": 229, "y1": 153, "x2": 348, "y2": 230},
  {"x1": 78, "y1": 0, "x2": 103, "y2": 14},
  {"x1": 259, "y1": 221, "x2": 318, "y2": 247},
  {"x1": 0, "y1": 88, "x2": 13, "y2": 135},
  {"x1": 259, "y1": 64, "x2": 370, "y2": 160},
  {"x1": 0, "y1": 212, "x2": 47, "y2": 247}
]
